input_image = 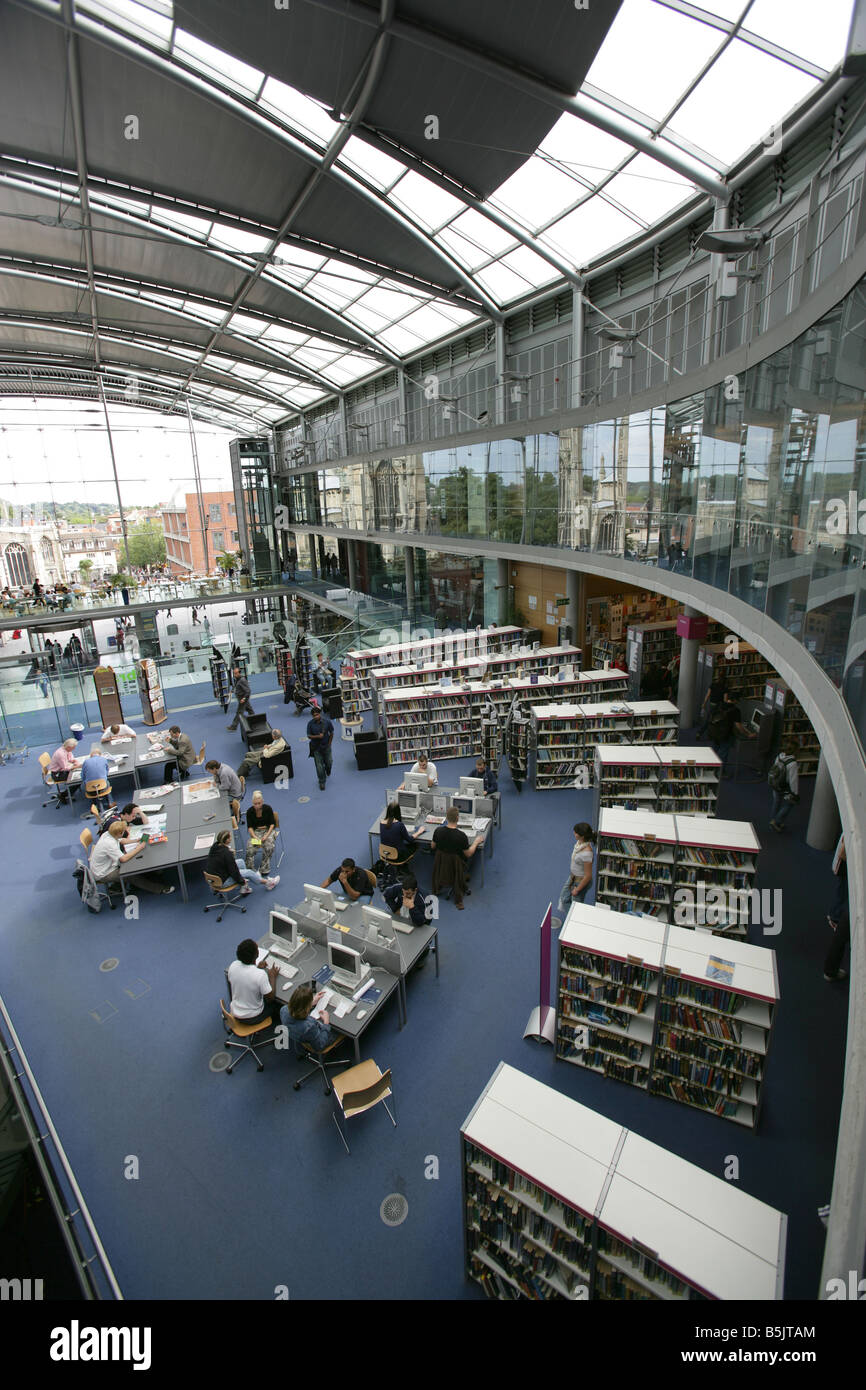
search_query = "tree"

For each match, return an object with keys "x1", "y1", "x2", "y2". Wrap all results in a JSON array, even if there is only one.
[
  {"x1": 78, "y1": 558, "x2": 93, "y2": 581},
  {"x1": 126, "y1": 520, "x2": 166, "y2": 570}
]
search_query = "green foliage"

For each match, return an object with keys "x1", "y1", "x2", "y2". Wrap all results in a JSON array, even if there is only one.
[
  {"x1": 77, "y1": 558, "x2": 94, "y2": 578},
  {"x1": 126, "y1": 519, "x2": 166, "y2": 569}
]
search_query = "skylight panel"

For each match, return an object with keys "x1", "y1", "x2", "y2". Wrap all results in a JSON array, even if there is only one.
[
  {"x1": 588, "y1": 0, "x2": 722, "y2": 123},
  {"x1": 388, "y1": 172, "x2": 466, "y2": 232},
  {"x1": 490, "y1": 158, "x2": 583, "y2": 231},
  {"x1": 151, "y1": 208, "x2": 212, "y2": 238},
  {"x1": 173, "y1": 29, "x2": 264, "y2": 98},
  {"x1": 228, "y1": 312, "x2": 271, "y2": 336},
  {"x1": 498, "y1": 245, "x2": 560, "y2": 290},
  {"x1": 344, "y1": 304, "x2": 391, "y2": 332},
  {"x1": 261, "y1": 324, "x2": 308, "y2": 347},
  {"x1": 744, "y1": 0, "x2": 851, "y2": 70},
  {"x1": 258, "y1": 78, "x2": 339, "y2": 144},
  {"x1": 340, "y1": 136, "x2": 405, "y2": 190},
  {"x1": 323, "y1": 358, "x2": 374, "y2": 386},
  {"x1": 539, "y1": 112, "x2": 633, "y2": 172},
  {"x1": 99, "y1": 191, "x2": 153, "y2": 218},
  {"x1": 399, "y1": 304, "x2": 465, "y2": 340},
  {"x1": 230, "y1": 362, "x2": 267, "y2": 380},
  {"x1": 601, "y1": 154, "x2": 696, "y2": 224},
  {"x1": 288, "y1": 385, "x2": 326, "y2": 405},
  {"x1": 78, "y1": 0, "x2": 173, "y2": 48},
  {"x1": 542, "y1": 198, "x2": 641, "y2": 266},
  {"x1": 439, "y1": 209, "x2": 516, "y2": 263},
  {"x1": 669, "y1": 39, "x2": 819, "y2": 165},
  {"x1": 318, "y1": 258, "x2": 377, "y2": 287},
  {"x1": 209, "y1": 226, "x2": 273, "y2": 256},
  {"x1": 274, "y1": 244, "x2": 328, "y2": 272},
  {"x1": 185, "y1": 302, "x2": 226, "y2": 324},
  {"x1": 378, "y1": 324, "x2": 428, "y2": 354},
  {"x1": 353, "y1": 285, "x2": 423, "y2": 320},
  {"x1": 474, "y1": 261, "x2": 529, "y2": 302},
  {"x1": 293, "y1": 346, "x2": 342, "y2": 368}
]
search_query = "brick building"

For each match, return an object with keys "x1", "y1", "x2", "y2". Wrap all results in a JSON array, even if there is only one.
[{"x1": 161, "y1": 492, "x2": 239, "y2": 576}]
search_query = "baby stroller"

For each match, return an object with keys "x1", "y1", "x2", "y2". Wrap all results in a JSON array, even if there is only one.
[{"x1": 293, "y1": 682, "x2": 315, "y2": 715}]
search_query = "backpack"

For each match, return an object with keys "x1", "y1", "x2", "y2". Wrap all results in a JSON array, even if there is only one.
[
  {"x1": 768, "y1": 757, "x2": 789, "y2": 792},
  {"x1": 74, "y1": 857, "x2": 103, "y2": 913}
]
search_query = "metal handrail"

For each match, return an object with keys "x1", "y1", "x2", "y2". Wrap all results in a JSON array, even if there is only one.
[{"x1": 0, "y1": 996, "x2": 123, "y2": 1300}]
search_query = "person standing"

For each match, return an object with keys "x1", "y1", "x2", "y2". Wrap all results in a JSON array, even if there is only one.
[
  {"x1": 709, "y1": 689, "x2": 755, "y2": 778},
  {"x1": 768, "y1": 743, "x2": 799, "y2": 832},
  {"x1": 829, "y1": 833, "x2": 848, "y2": 929},
  {"x1": 226, "y1": 665, "x2": 253, "y2": 731},
  {"x1": 306, "y1": 702, "x2": 334, "y2": 790},
  {"x1": 697, "y1": 670, "x2": 727, "y2": 739},
  {"x1": 823, "y1": 904, "x2": 850, "y2": 982},
  {"x1": 192, "y1": 606, "x2": 200, "y2": 626},
  {"x1": 431, "y1": 807, "x2": 483, "y2": 911},
  {"x1": 560, "y1": 823, "x2": 596, "y2": 910}
]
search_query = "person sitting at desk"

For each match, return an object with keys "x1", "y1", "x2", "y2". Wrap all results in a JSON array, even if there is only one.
[
  {"x1": 205, "y1": 759, "x2": 243, "y2": 800},
  {"x1": 383, "y1": 873, "x2": 429, "y2": 926},
  {"x1": 474, "y1": 756, "x2": 498, "y2": 795},
  {"x1": 81, "y1": 746, "x2": 112, "y2": 788},
  {"x1": 101, "y1": 722, "x2": 136, "y2": 742},
  {"x1": 321, "y1": 857, "x2": 376, "y2": 902},
  {"x1": 204, "y1": 830, "x2": 279, "y2": 894},
  {"x1": 313, "y1": 652, "x2": 334, "y2": 692},
  {"x1": 90, "y1": 821, "x2": 175, "y2": 895},
  {"x1": 227, "y1": 939, "x2": 280, "y2": 1026},
  {"x1": 401, "y1": 751, "x2": 437, "y2": 788},
  {"x1": 431, "y1": 808, "x2": 483, "y2": 911},
  {"x1": 245, "y1": 791, "x2": 278, "y2": 876},
  {"x1": 162, "y1": 725, "x2": 196, "y2": 781},
  {"x1": 279, "y1": 984, "x2": 335, "y2": 1053},
  {"x1": 380, "y1": 803, "x2": 424, "y2": 866},
  {"x1": 48, "y1": 737, "x2": 79, "y2": 805}
]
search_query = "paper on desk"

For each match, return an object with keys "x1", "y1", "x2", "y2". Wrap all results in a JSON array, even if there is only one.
[
  {"x1": 194, "y1": 833, "x2": 214, "y2": 850},
  {"x1": 473, "y1": 817, "x2": 490, "y2": 831}
]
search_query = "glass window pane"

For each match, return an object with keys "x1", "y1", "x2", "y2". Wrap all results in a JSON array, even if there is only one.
[
  {"x1": 586, "y1": 0, "x2": 723, "y2": 123},
  {"x1": 744, "y1": 0, "x2": 852, "y2": 70}
]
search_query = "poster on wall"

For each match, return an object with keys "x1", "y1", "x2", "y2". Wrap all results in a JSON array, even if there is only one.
[{"x1": 527, "y1": 595, "x2": 537, "y2": 609}]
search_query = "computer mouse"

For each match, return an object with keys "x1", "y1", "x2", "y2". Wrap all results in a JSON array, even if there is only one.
[{"x1": 356, "y1": 1009, "x2": 367, "y2": 1020}]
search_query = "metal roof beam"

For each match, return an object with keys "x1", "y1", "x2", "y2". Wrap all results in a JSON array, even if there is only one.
[{"x1": 58, "y1": 0, "x2": 101, "y2": 368}]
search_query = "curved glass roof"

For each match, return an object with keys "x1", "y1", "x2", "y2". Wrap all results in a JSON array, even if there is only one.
[{"x1": 0, "y1": 0, "x2": 856, "y2": 423}]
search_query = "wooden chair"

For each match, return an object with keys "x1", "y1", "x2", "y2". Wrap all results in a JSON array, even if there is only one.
[
  {"x1": 219, "y1": 1000, "x2": 275, "y2": 1073},
  {"x1": 293, "y1": 1034, "x2": 348, "y2": 1094},
  {"x1": 38, "y1": 753, "x2": 67, "y2": 808},
  {"x1": 270, "y1": 809, "x2": 285, "y2": 868},
  {"x1": 380, "y1": 842, "x2": 415, "y2": 875},
  {"x1": 79, "y1": 828, "x2": 120, "y2": 909},
  {"x1": 331, "y1": 1060, "x2": 396, "y2": 1154},
  {"x1": 203, "y1": 872, "x2": 246, "y2": 921},
  {"x1": 85, "y1": 777, "x2": 111, "y2": 814}
]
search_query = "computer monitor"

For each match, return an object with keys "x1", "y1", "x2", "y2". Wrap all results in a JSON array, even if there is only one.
[
  {"x1": 302, "y1": 884, "x2": 335, "y2": 919},
  {"x1": 750, "y1": 708, "x2": 765, "y2": 734},
  {"x1": 269, "y1": 909, "x2": 298, "y2": 952},
  {"x1": 361, "y1": 904, "x2": 395, "y2": 940},
  {"x1": 459, "y1": 776, "x2": 484, "y2": 797},
  {"x1": 403, "y1": 772, "x2": 429, "y2": 792},
  {"x1": 398, "y1": 790, "x2": 420, "y2": 817},
  {"x1": 328, "y1": 941, "x2": 366, "y2": 989},
  {"x1": 453, "y1": 794, "x2": 474, "y2": 816}
]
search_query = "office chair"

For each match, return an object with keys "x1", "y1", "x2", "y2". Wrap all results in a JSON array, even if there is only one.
[
  {"x1": 379, "y1": 842, "x2": 415, "y2": 877},
  {"x1": 203, "y1": 872, "x2": 247, "y2": 920},
  {"x1": 219, "y1": 1000, "x2": 275, "y2": 1073},
  {"x1": 38, "y1": 754, "x2": 67, "y2": 808},
  {"x1": 330, "y1": 1061, "x2": 396, "y2": 1155},
  {"x1": 293, "y1": 1035, "x2": 348, "y2": 1094},
  {"x1": 84, "y1": 778, "x2": 112, "y2": 816}
]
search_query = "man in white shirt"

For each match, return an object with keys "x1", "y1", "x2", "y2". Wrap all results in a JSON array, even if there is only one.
[
  {"x1": 101, "y1": 723, "x2": 137, "y2": 742},
  {"x1": 90, "y1": 821, "x2": 175, "y2": 895},
  {"x1": 227, "y1": 938, "x2": 280, "y2": 1026},
  {"x1": 407, "y1": 752, "x2": 437, "y2": 786}
]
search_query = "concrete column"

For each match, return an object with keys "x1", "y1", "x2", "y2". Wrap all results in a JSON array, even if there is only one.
[
  {"x1": 676, "y1": 606, "x2": 701, "y2": 729},
  {"x1": 317, "y1": 535, "x2": 327, "y2": 574},
  {"x1": 806, "y1": 751, "x2": 841, "y2": 851},
  {"x1": 494, "y1": 322, "x2": 507, "y2": 425},
  {"x1": 346, "y1": 539, "x2": 358, "y2": 592},
  {"x1": 571, "y1": 287, "x2": 584, "y2": 411},
  {"x1": 404, "y1": 546, "x2": 415, "y2": 621},
  {"x1": 308, "y1": 537, "x2": 318, "y2": 580},
  {"x1": 497, "y1": 557, "x2": 509, "y2": 625},
  {"x1": 566, "y1": 567, "x2": 585, "y2": 657}
]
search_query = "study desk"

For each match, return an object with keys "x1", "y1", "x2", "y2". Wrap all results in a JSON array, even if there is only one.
[
  {"x1": 127, "y1": 782, "x2": 234, "y2": 900},
  {"x1": 367, "y1": 807, "x2": 493, "y2": 886},
  {"x1": 67, "y1": 733, "x2": 177, "y2": 796},
  {"x1": 290, "y1": 896, "x2": 440, "y2": 1027},
  {"x1": 259, "y1": 911, "x2": 402, "y2": 1064}
]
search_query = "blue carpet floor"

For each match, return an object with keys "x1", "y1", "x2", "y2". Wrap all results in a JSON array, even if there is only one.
[{"x1": 0, "y1": 694, "x2": 848, "y2": 1301}]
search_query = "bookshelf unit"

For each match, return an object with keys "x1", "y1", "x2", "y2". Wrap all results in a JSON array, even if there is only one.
[
  {"x1": 506, "y1": 703, "x2": 530, "y2": 787},
  {"x1": 530, "y1": 701, "x2": 679, "y2": 790},
  {"x1": 696, "y1": 641, "x2": 776, "y2": 710},
  {"x1": 596, "y1": 807, "x2": 678, "y2": 921},
  {"x1": 655, "y1": 746, "x2": 722, "y2": 816},
  {"x1": 576, "y1": 668, "x2": 629, "y2": 703},
  {"x1": 209, "y1": 654, "x2": 231, "y2": 712},
  {"x1": 764, "y1": 679, "x2": 819, "y2": 775},
  {"x1": 136, "y1": 657, "x2": 166, "y2": 726},
  {"x1": 626, "y1": 620, "x2": 680, "y2": 698},
  {"x1": 673, "y1": 816, "x2": 761, "y2": 938},
  {"x1": 294, "y1": 641, "x2": 314, "y2": 693},
  {"x1": 462, "y1": 1062, "x2": 786, "y2": 1299},
  {"x1": 339, "y1": 625, "x2": 525, "y2": 713},
  {"x1": 480, "y1": 713, "x2": 502, "y2": 770},
  {"x1": 275, "y1": 647, "x2": 294, "y2": 694},
  {"x1": 557, "y1": 903, "x2": 779, "y2": 1128},
  {"x1": 594, "y1": 745, "x2": 661, "y2": 811}
]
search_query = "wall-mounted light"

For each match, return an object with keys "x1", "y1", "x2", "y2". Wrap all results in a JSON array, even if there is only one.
[{"x1": 596, "y1": 326, "x2": 639, "y2": 370}]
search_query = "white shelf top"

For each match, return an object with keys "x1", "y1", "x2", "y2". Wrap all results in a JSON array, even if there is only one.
[
  {"x1": 663, "y1": 924, "x2": 779, "y2": 1002},
  {"x1": 463, "y1": 1063, "x2": 622, "y2": 1213},
  {"x1": 596, "y1": 744, "x2": 659, "y2": 766},
  {"x1": 605, "y1": 1133, "x2": 784, "y2": 1299},
  {"x1": 599, "y1": 807, "x2": 678, "y2": 841},
  {"x1": 657, "y1": 746, "x2": 722, "y2": 768},
  {"x1": 578, "y1": 668, "x2": 630, "y2": 684},
  {"x1": 346, "y1": 625, "x2": 521, "y2": 664},
  {"x1": 561, "y1": 902, "x2": 666, "y2": 968},
  {"x1": 531, "y1": 702, "x2": 583, "y2": 720},
  {"x1": 627, "y1": 619, "x2": 679, "y2": 635},
  {"x1": 674, "y1": 816, "x2": 760, "y2": 853},
  {"x1": 629, "y1": 701, "x2": 679, "y2": 717}
]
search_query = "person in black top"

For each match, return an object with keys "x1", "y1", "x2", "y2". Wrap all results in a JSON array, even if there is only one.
[
  {"x1": 379, "y1": 803, "x2": 424, "y2": 867},
  {"x1": 383, "y1": 874, "x2": 429, "y2": 926},
  {"x1": 320, "y1": 857, "x2": 375, "y2": 901},
  {"x1": 205, "y1": 830, "x2": 279, "y2": 894},
  {"x1": 226, "y1": 666, "x2": 253, "y2": 731},
  {"x1": 709, "y1": 690, "x2": 755, "y2": 776},
  {"x1": 697, "y1": 671, "x2": 728, "y2": 738},
  {"x1": 431, "y1": 807, "x2": 483, "y2": 910},
  {"x1": 245, "y1": 790, "x2": 277, "y2": 875},
  {"x1": 474, "y1": 757, "x2": 498, "y2": 795}
]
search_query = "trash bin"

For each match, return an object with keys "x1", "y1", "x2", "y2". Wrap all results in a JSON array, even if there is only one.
[{"x1": 70, "y1": 723, "x2": 85, "y2": 742}]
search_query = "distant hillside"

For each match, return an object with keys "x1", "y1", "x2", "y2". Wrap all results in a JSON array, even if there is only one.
[{"x1": 0, "y1": 500, "x2": 165, "y2": 523}]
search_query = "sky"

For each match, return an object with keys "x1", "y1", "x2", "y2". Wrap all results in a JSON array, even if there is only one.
[{"x1": 0, "y1": 399, "x2": 236, "y2": 513}]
